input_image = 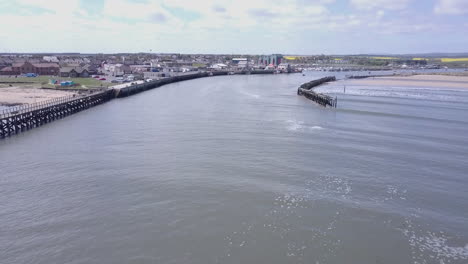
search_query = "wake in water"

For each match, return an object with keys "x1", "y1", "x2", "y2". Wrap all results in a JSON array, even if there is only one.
[
  {"x1": 286, "y1": 120, "x2": 324, "y2": 132},
  {"x1": 238, "y1": 89, "x2": 260, "y2": 99}
]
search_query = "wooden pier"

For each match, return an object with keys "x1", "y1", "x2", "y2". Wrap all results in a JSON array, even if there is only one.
[
  {"x1": 0, "y1": 90, "x2": 113, "y2": 138},
  {"x1": 297, "y1": 76, "x2": 337, "y2": 108}
]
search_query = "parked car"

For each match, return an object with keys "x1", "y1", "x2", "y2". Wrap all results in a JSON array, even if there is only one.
[
  {"x1": 92, "y1": 75, "x2": 100, "y2": 78},
  {"x1": 99, "y1": 78, "x2": 106, "y2": 80}
]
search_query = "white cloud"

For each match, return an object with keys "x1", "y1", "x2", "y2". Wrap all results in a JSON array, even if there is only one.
[
  {"x1": 0, "y1": 0, "x2": 465, "y2": 53},
  {"x1": 377, "y1": 10, "x2": 385, "y2": 18},
  {"x1": 350, "y1": 0, "x2": 412, "y2": 10},
  {"x1": 15, "y1": 0, "x2": 81, "y2": 15},
  {"x1": 434, "y1": 0, "x2": 468, "y2": 14},
  {"x1": 101, "y1": 0, "x2": 181, "y2": 26}
]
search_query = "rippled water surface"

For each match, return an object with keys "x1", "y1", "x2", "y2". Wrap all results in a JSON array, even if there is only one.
[{"x1": 1, "y1": 72, "x2": 468, "y2": 264}]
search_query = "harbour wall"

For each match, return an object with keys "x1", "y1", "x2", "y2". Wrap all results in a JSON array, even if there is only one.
[{"x1": 114, "y1": 70, "x2": 279, "y2": 97}]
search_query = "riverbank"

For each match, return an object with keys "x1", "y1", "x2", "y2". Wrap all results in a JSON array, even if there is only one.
[{"x1": 0, "y1": 75, "x2": 115, "y2": 107}]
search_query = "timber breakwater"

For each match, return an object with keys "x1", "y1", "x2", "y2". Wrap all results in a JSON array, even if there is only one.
[
  {"x1": 0, "y1": 91, "x2": 114, "y2": 138},
  {"x1": 297, "y1": 76, "x2": 337, "y2": 108},
  {"x1": 0, "y1": 71, "x2": 279, "y2": 139}
]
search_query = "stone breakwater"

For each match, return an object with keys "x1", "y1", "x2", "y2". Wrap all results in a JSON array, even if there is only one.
[{"x1": 297, "y1": 76, "x2": 337, "y2": 108}]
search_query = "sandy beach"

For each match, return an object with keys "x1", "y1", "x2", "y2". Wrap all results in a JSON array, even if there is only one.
[
  {"x1": 0, "y1": 84, "x2": 76, "y2": 106},
  {"x1": 343, "y1": 74, "x2": 468, "y2": 89}
]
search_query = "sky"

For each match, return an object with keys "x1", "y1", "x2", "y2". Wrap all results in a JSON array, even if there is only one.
[{"x1": 0, "y1": 0, "x2": 467, "y2": 55}]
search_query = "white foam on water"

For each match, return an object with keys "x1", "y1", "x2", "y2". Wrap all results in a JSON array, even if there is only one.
[
  {"x1": 239, "y1": 89, "x2": 260, "y2": 99},
  {"x1": 401, "y1": 219, "x2": 468, "y2": 264},
  {"x1": 286, "y1": 120, "x2": 324, "y2": 132},
  {"x1": 268, "y1": 192, "x2": 341, "y2": 262},
  {"x1": 265, "y1": 176, "x2": 353, "y2": 262},
  {"x1": 384, "y1": 185, "x2": 408, "y2": 201},
  {"x1": 286, "y1": 120, "x2": 304, "y2": 131},
  {"x1": 305, "y1": 174, "x2": 353, "y2": 201},
  {"x1": 377, "y1": 184, "x2": 468, "y2": 263},
  {"x1": 220, "y1": 186, "x2": 345, "y2": 263}
]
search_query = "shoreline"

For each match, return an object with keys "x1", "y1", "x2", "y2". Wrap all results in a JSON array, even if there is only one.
[{"x1": 342, "y1": 74, "x2": 468, "y2": 89}]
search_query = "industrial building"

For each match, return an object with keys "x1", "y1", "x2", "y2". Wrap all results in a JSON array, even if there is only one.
[{"x1": 259, "y1": 54, "x2": 283, "y2": 66}]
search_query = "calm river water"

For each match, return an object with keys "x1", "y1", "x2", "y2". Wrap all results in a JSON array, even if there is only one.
[{"x1": 1, "y1": 72, "x2": 468, "y2": 264}]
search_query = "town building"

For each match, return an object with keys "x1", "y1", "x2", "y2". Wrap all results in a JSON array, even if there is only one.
[
  {"x1": 130, "y1": 65, "x2": 151, "y2": 74},
  {"x1": 232, "y1": 58, "x2": 247, "y2": 64},
  {"x1": 143, "y1": 71, "x2": 168, "y2": 79},
  {"x1": 102, "y1": 63, "x2": 132, "y2": 77},
  {"x1": 231, "y1": 58, "x2": 251, "y2": 70},
  {"x1": 259, "y1": 54, "x2": 283, "y2": 66},
  {"x1": 60, "y1": 66, "x2": 90, "y2": 78},
  {"x1": 210, "y1": 63, "x2": 228, "y2": 70},
  {"x1": 0, "y1": 66, "x2": 14, "y2": 75},
  {"x1": 10, "y1": 61, "x2": 60, "y2": 75},
  {"x1": 43, "y1": 56, "x2": 59, "y2": 63},
  {"x1": 82, "y1": 64, "x2": 98, "y2": 75}
]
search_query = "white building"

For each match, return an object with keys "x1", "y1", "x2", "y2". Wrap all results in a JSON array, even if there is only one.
[
  {"x1": 102, "y1": 63, "x2": 131, "y2": 76},
  {"x1": 43, "y1": 56, "x2": 59, "y2": 63},
  {"x1": 237, "y1": 60, "x2": 249, "y2": 70},
  {"x1": 211, "y1": 63, "x2": 228, "y2": 70}
]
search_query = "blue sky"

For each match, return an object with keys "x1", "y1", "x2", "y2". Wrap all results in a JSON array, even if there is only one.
[{"x1": 0, "y1": 0, "x2": 467, "y2": 54}]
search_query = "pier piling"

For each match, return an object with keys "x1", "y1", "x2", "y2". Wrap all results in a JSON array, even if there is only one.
[{"x1": 0, "y1": 90, "x2": 114, "y2": 139}]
